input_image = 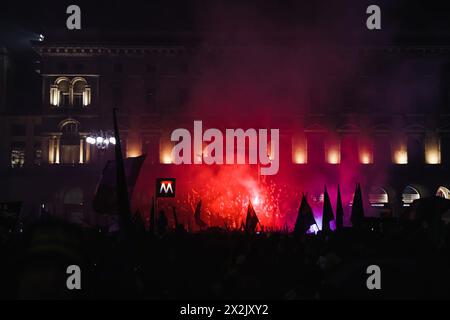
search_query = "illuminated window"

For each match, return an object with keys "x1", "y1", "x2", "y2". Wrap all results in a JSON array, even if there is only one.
[
  {"x1": 425, "y1": 136, "x2": 441, "y2": 164},
  {"x1": 292, "y1": 135, "x2": 307, "y2": 164},
  {"x1": 73, "y1": 78, "x2": 89, "y2": 107},
  {"x1": 393, "y1": 142, "x2": 408, "y2": 164},
  {"x1": 293, "y1": 148, "x2": 307, "y2": 164},
  {"x1": 325, "y1": 136, "x2": 340, "y2": 164},
  {"x1": 58, "y1": 78, "x2": 70, "y2": 106},
  {"x1": 359, "y1": 138, "x2": 374, "y2": 164},
  {"x1": 60, "y1": 121, "x2": 80, "y2": 165},
  {"x1": 369, "y1": 187, "x2": 389, "y2": 207},
  {"x1": 51, "y1": 77, "x2": 91, "y2": 107},
  {"x1": 160, "y1": 139, "x2": 174, "y2": 164},
  {"x1": 436, "y1": 186, "x2": 450, "y2": 199},
  {"x1": 11, "y1": 142, "x2": 25, "y2": 168},
  {"x1": 402, "y1": 186, "x2": 420, "y2": 207}
]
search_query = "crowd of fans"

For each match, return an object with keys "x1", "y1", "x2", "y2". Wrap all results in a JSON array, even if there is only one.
[{"x1": 1, "y1": 212, "x2": 450, "y2": 299}]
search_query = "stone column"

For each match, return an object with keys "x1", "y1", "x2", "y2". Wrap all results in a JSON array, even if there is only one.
[
  {"x1": 79, "y1": 138, "x2": 84, "y2": 164},
  {"x1": 55, "y1": 137, "x2": 60, "y2": 164}
]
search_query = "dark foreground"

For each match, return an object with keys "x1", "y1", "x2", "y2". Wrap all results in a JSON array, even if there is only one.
[{"x1": 1, "y1": 219, "x2": 450, "y2": 300}]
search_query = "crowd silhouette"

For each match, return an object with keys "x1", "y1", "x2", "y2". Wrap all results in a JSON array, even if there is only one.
[{"x1": 1, "y1": 183, "x2": 450, "y2": 300}]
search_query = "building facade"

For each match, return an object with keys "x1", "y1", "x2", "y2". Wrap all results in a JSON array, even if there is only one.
[{"x1": 1, "y1": 36, "x2": 450, "y2": 224}]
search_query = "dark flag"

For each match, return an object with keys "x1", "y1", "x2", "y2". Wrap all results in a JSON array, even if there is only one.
[
  {"x1": 93, "y1": 155, "x2": 146, "y2": 215},
  {"x1": 322, "y1": 185, "x2": 334, "y2": 232},
  {"x1": 294, "y1": 194, "x2": 316, "y2": 235},
  {"x1": 351, "y1": 183, "x2": 365, "y2": 228},
  {"x1": 133, "y1": 211, "x2": 146, "y2": 233},
  {"x1": 172, "y1": 206, "x2": 178, "y2": 228},
  {"x1": 194, "y1": 200, "x2": 207, "y2": 229},
  {"x1": 245, "y1": 201, "x2": 260, "y2": 233},
  {"x1": 335, "y1": 184, "x2": 344, "y2": 230},
  {"x1": 113, "y1": 108, "x2": 132, "y2": 232},
  {"x1": 157, "y1": 210, "x2": 168, "y2": 235},
  {"x1": 149, "y1": 196, "x2": 155, "y2": 233}
]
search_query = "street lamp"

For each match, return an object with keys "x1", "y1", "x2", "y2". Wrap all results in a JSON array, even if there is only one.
[{"x1": 86, "y1": 130, "x2": 116, "y2": 149}]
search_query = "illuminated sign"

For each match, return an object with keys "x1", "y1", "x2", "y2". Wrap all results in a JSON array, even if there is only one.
[{"x1": 156, "y1": 178, "x2": 176, "y2": 198}]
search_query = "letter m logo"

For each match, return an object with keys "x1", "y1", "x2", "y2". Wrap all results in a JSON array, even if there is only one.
[{"x1": 156, "y1": 178, "x2": 176, "y2": 198}]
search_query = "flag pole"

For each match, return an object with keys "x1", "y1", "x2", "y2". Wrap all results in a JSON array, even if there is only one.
[{"x1": 113, "y1": 108, "x2": 132, "y2": 233}]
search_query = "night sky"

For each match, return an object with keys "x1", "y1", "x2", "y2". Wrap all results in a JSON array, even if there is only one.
[
  {"x1": 2, "y1": 1, "x2": 450, "y2": 47},
  {"x1": 1, "y1": 0, "x2": 450, "y2": 113}
]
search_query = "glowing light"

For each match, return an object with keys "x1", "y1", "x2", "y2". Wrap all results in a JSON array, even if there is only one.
[
  {"x1": 436, "y1": 186, "x2": 450, "y2": 199},
  {"x1": 359, "y1": 151, "x2": 373, "y2": 164},
  {"x1": 394, "y1": 148, "x2": 408, "y2": 164},
  {"x1": 293, "y1": 150, "x2": 307, "y2": 164},
  {"x1": 402, "y1": 186, "x2": 420, "y2": 206},
  {"x1": 425, "y1": 147, "x2": 440, "y2": 164},
  {"x1": 161, "y1": 153, "x2": 172, "y2": 164},
  {"x1": 310, "y1": 224, "x2": 319, "y2": 234},
  {"x1": 86, "y1": 137, "x2": 95, "y2": 144},
  {"x1": 369, "y1": 187, "x2": 388, "y2": 207},
  {"x1": 142, "y1": 165, "x2": 285, "y2": 229},
  {"x1": 50, "y1": 86, "x2": 59, "y2": 106},
  {"x1": 327, "y1": 149, "x2": 340, "y2": 164},
  {"x1": 109, "y1": 137, "x2": 116, "y2": 145},
  {"x1": 96, "y1": 136, "x2": 104, "y2": 144},
  {"x1": 252, "y1": 195, "x2": 261, "y2": 206},
  {"x1": 127, "y1": 149, "x2": 142, "y2": 158}
]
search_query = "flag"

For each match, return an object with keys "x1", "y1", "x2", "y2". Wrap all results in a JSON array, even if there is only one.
[
  {"x1": 172, "y1": 206, "x2": 178, "y2": 228},
  {"x1": 322, "y1": 185, "x2": 334, "y2": 232},
  {"x1": 294, "y1": 194, "x2": 316, "y2": 235},
  {"x1": 194, "y1": 200, "x2": 207, "y2": 229},
  {"x1": 351, "y1": 183, "x2": 365, "y2": 227},
  {"x1": 245, "y1": 201, "x2": 259, "y2": 232},
  {"x1": 335, "y1": 184, "x2": 344, "y2": 230},
  {"x1": 149, "y1": 196, "x2": 155, "y2": 233},
  {"x1": 93, "y1": 155, "x2": 146, "y2": 215},
  {"x1": 112, "y1": 108, "x2": 132, "y2": 232},
  {"x1": 133, "y1": 211, "x2": 146, "y2": 233}
]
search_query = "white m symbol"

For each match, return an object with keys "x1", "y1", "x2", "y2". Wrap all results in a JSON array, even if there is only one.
[{"x1": 160, "y1": 182, "x2": 173, "y2": 194}]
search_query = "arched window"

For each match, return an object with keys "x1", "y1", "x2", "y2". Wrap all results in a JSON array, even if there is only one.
[
  {"x1": 436, "y1": 186, "x2": 450, "y2": 199},
  {"x1": 72, "y1": 78, "x2": 91, "y2": 107},
  {"x1": 402, "y1": 186, "x2": 421, "y2": 207},
  {"x1": 60, "y1": 120, "x2": 80, "y2": 164},
  {"x1": 51, "y1": 78, "x2": 70, "y2": 107},
  {"x1": 50, "y1": 77, "x2": 91, "y2": 107},
  {"x1": 369, "y1": 187, "x2": 389, "y2": 207}
]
